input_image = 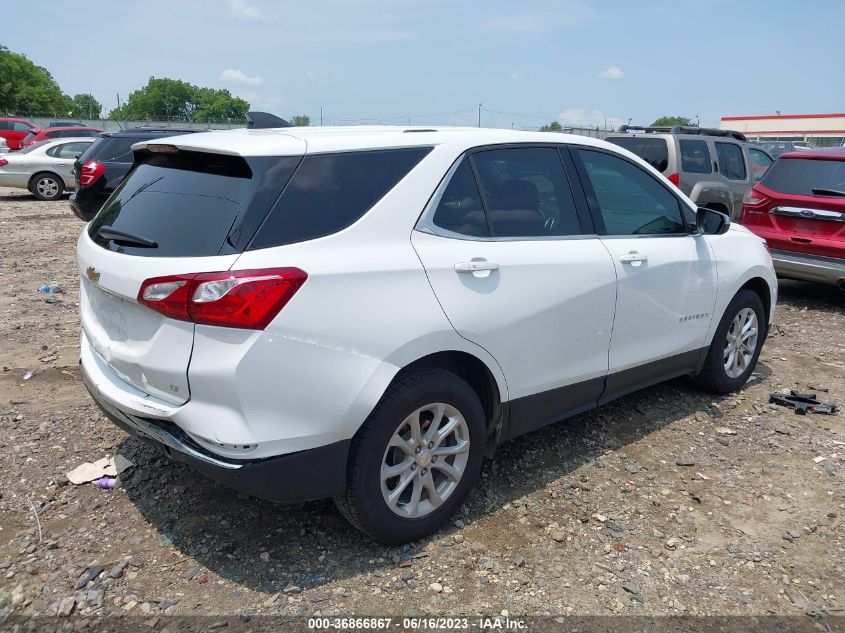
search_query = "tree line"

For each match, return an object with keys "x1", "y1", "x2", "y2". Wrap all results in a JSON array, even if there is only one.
[{"x1": 0, "y1": 45, "x2": 312, "y2": 125}]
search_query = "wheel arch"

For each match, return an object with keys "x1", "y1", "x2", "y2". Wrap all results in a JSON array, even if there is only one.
[
  {"x1": 738, "y1": 276, "x2": 772, "y2": 336},
  {"x1": 389, "y1": 350, "x2": 505, "y2": 456},
  {"x1": 28, "y1": 170, "x2": 65, "y2": 192}
]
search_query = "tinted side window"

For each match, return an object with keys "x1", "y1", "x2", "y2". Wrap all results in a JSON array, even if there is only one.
[
  {"x1": 715, "y1": 142, "x2": 746, "y2": 180},
  {"x1": 605, "y1": 137, "x2": 669, "y2": 172},
  {"x1": 679, "y1": 140, "x2": 712, "y2": 174},
  {"x1": 0, "y1": 122, "x2": 10, "y2": 130},
  {"x1": 431, "y1": 159, "x2": 488, "y2": 237},
  {"x1": 578, "y1": 149, "x2": 685, "y2": 235},
  {"x1": 748, "y1": 148, "x2": 773, "y2": 180},
  {"x1": 251, "y1": 147, "x2": 432, "y2": 249},
  {"x1": 12, "y1": 122, "x2": 31, "y2": 131},
  {"x1": 46, "y1": 144, "x2": 62, "y2": 157},
  {"x1": 83, "y1": 136, "x2": 136, "y2": 164},
  {"x1": 472, "y1": 147, "x2": 580, "y2": 237},
  {"x1": 57, "y1": 142, "x2": 90, "y2": 158}
]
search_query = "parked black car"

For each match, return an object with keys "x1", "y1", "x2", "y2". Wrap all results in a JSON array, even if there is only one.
[{"x1": 70, "y1": 127, "x2": 201, "y2": 221}]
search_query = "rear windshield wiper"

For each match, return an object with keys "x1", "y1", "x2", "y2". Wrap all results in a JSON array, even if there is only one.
[
  {"x1": 96, "y1": 225, "x2": 158, "y2": 248},
  {"x1": 812, "y1": 187, "x2": 845, "y2": 197}
]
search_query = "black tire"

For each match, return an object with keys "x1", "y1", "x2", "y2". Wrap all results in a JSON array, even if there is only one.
[
  {"x1": 29, "y1": 172, "x2": 64, "y2": 201},
  {"x1": 335, "y1": 368, "x2": 485, "y2": 544},
  {"x1": 694, "y1": 289, "x2": 766, "y2": 393}
]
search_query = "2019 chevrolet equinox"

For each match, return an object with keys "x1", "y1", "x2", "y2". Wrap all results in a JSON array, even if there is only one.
[{"x1": 78, "y1": 126, "x2": 777, "y2": 543}]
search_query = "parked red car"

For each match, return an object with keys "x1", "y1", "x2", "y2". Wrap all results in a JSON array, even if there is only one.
[
  {"x1": 0, "y1": 117, "x2": 39, "y2": 150},
  {"x1": 19, "y1": 126, "x2": 103, "y2": 148},
  {"x1": 741, "y1": 148, "x2": 845, "y2": 288}
]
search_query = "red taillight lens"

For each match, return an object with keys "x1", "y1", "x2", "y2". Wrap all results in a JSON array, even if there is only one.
[
  {"x1": 667, "y1": 172, "x2": 680, "y2": 187},
  {"x1": 79, "y1": 161, "x2": 106, "y2": 186},
  {"x1": 742, "y1": 187, "x2": 769, "y2": 207},
  {"x1": 137, "y1": 268, "x2": 308, "y2": 330},
  {"x1": 0, "y1": 158, "x2": 7, "y2": 167}
]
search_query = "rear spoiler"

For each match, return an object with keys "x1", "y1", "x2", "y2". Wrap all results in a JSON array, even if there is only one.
[{"x1": 246, "y1": 111, "x2": 291, "y2": 129}]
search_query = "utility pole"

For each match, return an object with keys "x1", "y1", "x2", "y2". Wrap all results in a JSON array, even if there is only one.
[
  {"x1": 320, "y1": 106, "x2": 323, "y2": 126},
  {"x1": 478, "y1": 103, "x2": 482, "y2": 128}
]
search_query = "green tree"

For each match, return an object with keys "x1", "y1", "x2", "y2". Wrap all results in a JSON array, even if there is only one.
[
  {"x1": 71, "y1": 93, "x2": 102, "y2": 119},
  {"x1": 112, "y1": 77, "x2": 249, "y2": 122},
  {"x1": 0, "y1": 45, "x2": 73, "y2": 116},
  {"x1": 290, "y1": 114, "x2": 310, "y2": 126},
  {"x1": 651, "y1": 115, "x2": 693, "y2": 127},
  {"x1": 539, "y1": 121, "x2": 562, "y2": 132}
]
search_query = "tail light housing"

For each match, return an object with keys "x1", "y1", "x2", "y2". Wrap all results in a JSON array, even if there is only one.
[
  {"x1": 0, "y1": 158, "x2": 7, "y2": 167},
  {"x1": 137, "y1": 268, "x2": 307, "y2": 330},
  {"x1": 741, "y1": 187, "x2": 770, "y2": 215},
  {"x1": 667, "y1": 172, "x2": 680, "y2": 187},
  {"x1": 79, "y1": 161, "x2": 106, "y2": 186}
]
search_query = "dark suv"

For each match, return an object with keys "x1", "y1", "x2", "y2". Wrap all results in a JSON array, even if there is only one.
[{"x1": 69, "y1": 127, "x2": 201, "y2": 221}]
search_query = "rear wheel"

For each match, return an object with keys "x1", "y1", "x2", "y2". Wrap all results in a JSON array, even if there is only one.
[
  {"x1": 335, "y1": 368, "x2": 485, "y2": 544},
  {"x1": 29, "y1": 172, "x2": 63, "y2": 201},
  {"x1": 694, "y1": 289, "x2": 765, "y2": 393}
]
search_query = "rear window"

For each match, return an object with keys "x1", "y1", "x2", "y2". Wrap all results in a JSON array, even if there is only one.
[
  {"x1": 80, "y1": 136, "x2": 137, "y2": 164},
  {"x1": 249, "y1": 147, "x2": 432, "y2": 249},
  {"x1": 88, "y1": 151, "x2": 300, "y2": 258},
  {"x1": 761, "y1": 157, "x2": 845, "y2": 196},
  {"x1": 605, "y1": 136, "x2": 669, "y2": 172}
]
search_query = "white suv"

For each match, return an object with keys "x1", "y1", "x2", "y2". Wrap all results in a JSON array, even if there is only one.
[{"x1": 77, "y1": 127, "x2": 777, "y2": 543}]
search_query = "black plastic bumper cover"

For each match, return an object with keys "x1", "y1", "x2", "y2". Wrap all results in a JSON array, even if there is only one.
[{"x1": 84, "y1": 376, "x2": 351, "y2": 503}]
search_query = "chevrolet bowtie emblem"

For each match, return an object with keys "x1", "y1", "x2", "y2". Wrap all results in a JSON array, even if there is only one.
[{"x1": 86, "y1": 266, "x2": 100, "y2": 283}]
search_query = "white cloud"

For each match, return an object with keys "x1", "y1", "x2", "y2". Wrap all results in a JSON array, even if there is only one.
[
  {"x1": 558, "y1": 108, "x2": 624, "y2": 129},
  {"x1": 509, "y1": 72, "x2": 520, "y2": 80},
  {"x1": 598, "y1": 66, "x2": 624, "y2": 80},
  {"x1": 219, "y1": 68, "x2": 264, "y2": 87},
  {"x1": 228, "y1": 0, "x2": 260, "y2": 21}
]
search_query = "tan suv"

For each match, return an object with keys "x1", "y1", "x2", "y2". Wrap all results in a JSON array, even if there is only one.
[{"x1": 605, "y1": 126, "x2": 774, "y2": 220}]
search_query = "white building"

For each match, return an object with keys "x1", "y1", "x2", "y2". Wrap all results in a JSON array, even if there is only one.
[{"x1": 720, "y1": 113, "x2": 845, "y2": 147}]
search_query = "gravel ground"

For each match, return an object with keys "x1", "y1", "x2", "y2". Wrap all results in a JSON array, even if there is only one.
[{"x1": 0, "y1": 188, "x2": 843, "y2": 626}]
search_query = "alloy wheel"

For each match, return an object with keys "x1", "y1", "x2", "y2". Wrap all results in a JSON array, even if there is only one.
[
  {"x1": 723, "y1": 307, "x2": 759, "y2": 379},
  {"x1": 36, "y1": 177, "x2": 60, "y2": 199},
  {"x1": 380, "y1": 402, "x2": 470, "y2": 518}
]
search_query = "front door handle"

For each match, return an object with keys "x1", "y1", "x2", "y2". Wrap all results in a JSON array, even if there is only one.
[
  {"x1": 454, "y1": 260, "x2": 499, "y2": 273},
  {"x1": 619, "y1": 252, "x2": 648, "y2": 265}
]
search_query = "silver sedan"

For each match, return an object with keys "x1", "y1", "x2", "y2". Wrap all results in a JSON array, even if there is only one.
[{"x1": 0, "y1": 137, "x2": 95, "y2": 200}]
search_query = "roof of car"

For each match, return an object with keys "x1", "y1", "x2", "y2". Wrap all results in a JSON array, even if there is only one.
[
  {"x1": 780, "y1": 147, "x2": 845, "y2": 161},
  {"x1": 106, "y1": 127, "x2": 203, "y2": 138},
  {"x1": 39, "y1": 126, "x2": 102, "y2": 132},
  {"x1": 133, "y1": 126, "x2": 614, "y2": 157}
]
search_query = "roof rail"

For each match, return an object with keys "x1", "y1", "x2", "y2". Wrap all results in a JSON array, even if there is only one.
[
  {"x1": 617, "y1": 125, "x2": 672, "y2": 133},
  {"x1": 670, "y1": 126, "x2": 748, "y2": 141},
  {"x1": 246, "y1": 111, "x2": 291, "y2": 129}
]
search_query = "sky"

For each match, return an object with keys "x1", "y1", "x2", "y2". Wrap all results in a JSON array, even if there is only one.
[{"x1": 5, "y1": 0, "x2": 842, "y2": 130}]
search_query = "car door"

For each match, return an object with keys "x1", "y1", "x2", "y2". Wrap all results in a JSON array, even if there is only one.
[
  {"x1": 571, "y1": 147, "x2": 718, "y2": 401},
  {"x1": 53, "y1": 142, "x2": 91, "y2": 186},
  {"x1": 412, "y1": 146, "x2": 618, "y2": 438}
]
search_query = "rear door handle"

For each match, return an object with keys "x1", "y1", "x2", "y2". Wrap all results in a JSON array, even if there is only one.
[
  {"x1": 619, "y1": 252, "x2": 648, "y2": 264},
  {"x1": 454, "y1": 261, "x2": 499, "y2": 273}
]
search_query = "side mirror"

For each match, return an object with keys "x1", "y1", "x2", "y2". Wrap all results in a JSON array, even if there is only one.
[{"x1": 697, "y1": 206, "x2": 731, "y2": 235}]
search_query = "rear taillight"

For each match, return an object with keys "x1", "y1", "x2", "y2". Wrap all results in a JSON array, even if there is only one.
[
  {"x1": 742, "y1": 187, "x2": 770, "y2": 212},
  {"x1": 79, "y1": 161, "x2": 106, "y2": 186},
  {"x1": 0, "y1": 158, "x2": 7, "y2": 167},
  {"x1": 667, "y1": 172, "x2": 680, "y2": 187},
  {"x1": 137, "y1": 268, "x2": 307, "y2": 330}
]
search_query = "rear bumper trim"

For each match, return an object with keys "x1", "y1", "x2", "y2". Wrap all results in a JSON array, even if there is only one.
[
  {"x1": 770, "y1": 249, "x2": 845, "y2": 285},
  {"x1": 82, "y1": 361, "x2": 351, "y2": 502}
]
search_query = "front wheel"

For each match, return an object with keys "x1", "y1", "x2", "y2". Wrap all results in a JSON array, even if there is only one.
[
  {"x1": 694, "y1": 289, "x2": 765, "y2": 393},
  {"x1": 30, "y1": 173, "x2": 64, "y2": 201},
  {"x1": 335, "y1": 368, "x2": 485, "y2": 544}
]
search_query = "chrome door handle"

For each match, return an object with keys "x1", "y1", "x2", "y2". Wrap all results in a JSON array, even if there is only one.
[
  {"x1": 619, "y1": 252, "x2": 648, "y2": 264},
  {"x1": 454, "y1": 261, "x2": 499, "y2": 273}
]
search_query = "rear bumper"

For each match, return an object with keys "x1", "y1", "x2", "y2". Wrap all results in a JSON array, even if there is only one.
[
  {"x1": 82, "y1": 359, "x2": 350, "y2": 502},
  {"x1": 770, "y1": 249, "x2": 845, "y2": 287},
  {"x1": 69, "y1": 188, "x2": 103, "y2": 221}
]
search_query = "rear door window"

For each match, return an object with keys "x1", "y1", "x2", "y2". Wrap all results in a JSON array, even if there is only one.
[
  {"x1": 679, "y1": 140, "x2": 712, "y2": 174},
  {"x1": 431, "y1": 159, "x2": 489, "y2": 237},
  {"x1": 471, "y1": 147, "x2": 581, "y2": 237},
  {"x1": 577, "y1": 149, "x2": 686, "y2": 235},
  {"x1": 604, "y1": 137, "x2": 669, "y2": 172},
  {"x1": 250, "y1": 147, "x2": 432, "y2": 249},
  {"x1": 88, "y1": 150, "x2": 300, "y2": 258},
  {"x1": 761, "y1": 157, "x2": 845, "y2": 195},
  {"x1": 715, "y1": 142, "x2": 747, "y2": 180}
]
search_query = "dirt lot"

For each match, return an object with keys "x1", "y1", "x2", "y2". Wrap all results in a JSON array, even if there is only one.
[{"x1": 0, "y1": 187, "x2": 843, "y2": 626}]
